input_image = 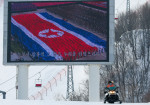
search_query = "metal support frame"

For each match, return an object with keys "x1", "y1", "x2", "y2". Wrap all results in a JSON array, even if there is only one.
[
  {"x1": 126, "y1": 0, "x2": 130, "y2": 30},
  {"x1": 66, "y1": 65, "x2": 74, "y2": 100},
  {"x1": 126, "y1": 0, "x2": 130, "y2": 15},
  {"x1": 89, "y1": 65, "x2": 100, "y2": 102},
  {"x1": 17, "y1": 65, "x2": 29, "y2": 99}
]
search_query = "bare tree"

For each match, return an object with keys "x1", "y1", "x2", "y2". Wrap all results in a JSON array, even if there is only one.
[{"x1": 100, "y1": 2, "x2": 150, "y2": 103}]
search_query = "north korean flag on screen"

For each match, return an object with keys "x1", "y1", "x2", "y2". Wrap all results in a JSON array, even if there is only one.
[{"x1": 11, "y1": 12, "x2": 106, "y2": 61}]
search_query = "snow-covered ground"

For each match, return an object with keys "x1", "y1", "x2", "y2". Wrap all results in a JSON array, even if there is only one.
[
  {"x1": 28, "y1": 65, "x2": 88, "y2": 100},
  {"x1": 0, "y1": 1, "x2": 150, "y2": 105},
  {"x1": 0, "y1": 65, "x2": 88, "y2": 100},
  {"x1": 0, "y1": 100, "x2": 150, "y2": 105}
]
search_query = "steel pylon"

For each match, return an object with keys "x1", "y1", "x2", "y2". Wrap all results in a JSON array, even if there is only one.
[{"x1": 66, "y1": 65, "x2": 74, "y2": 100}]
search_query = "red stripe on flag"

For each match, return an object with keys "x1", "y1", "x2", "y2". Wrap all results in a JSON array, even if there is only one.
[
  {"x1": 32, "y1": 2, "x2": 75, "y2": 7},
  {"x1": 83, "y1": 1, "x2": 107, "y2": 8},
  {"x1": 12, "y1": 13, "x2": 98, "y2": 60}
]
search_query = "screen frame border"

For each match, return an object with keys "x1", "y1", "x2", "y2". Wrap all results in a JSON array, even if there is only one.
[{"x1": 3, "y1": 0, "x2": 115, "y2": 65}]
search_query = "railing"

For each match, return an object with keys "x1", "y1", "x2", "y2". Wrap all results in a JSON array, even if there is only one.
[{"x1": 28, "y1": 68, "x2": 67, "y2": 100}]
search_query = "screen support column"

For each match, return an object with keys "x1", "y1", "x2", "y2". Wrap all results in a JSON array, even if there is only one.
[
  {"x1": 89, "y1": 65, "x2": 100, "y2": 101},
  {"x1": 17, "y1": 65, "x2": 29, "y2": 99}
]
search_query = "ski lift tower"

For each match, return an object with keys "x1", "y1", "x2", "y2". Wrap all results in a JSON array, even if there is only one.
[
  {"x1": 126, "y1": 0, "x2": 130, "y2": 30},
  {"x1": 66, "y1": 65, "x2": 74, "y2": 100},
  {"x1": 126, "y1": 0, "x2": 130, "y2": 15}
]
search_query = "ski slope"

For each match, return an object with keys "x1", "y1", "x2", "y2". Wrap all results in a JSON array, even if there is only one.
[
  {"x1": 28, "y1": 65, "x2": 87, "y2": 100},
  {"x1": 0, "y1": 65, "x2": 87, "y2": 100},
  {"x1": 28, "y1": 65, "x2": 67, "y2": 100},
  {"x1": 0, "y1": 100, "x2": 149, "y2": 105}
]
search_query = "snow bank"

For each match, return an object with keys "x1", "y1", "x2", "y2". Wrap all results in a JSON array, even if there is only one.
[{"x1": 0, "y1": 100, "x2": 150, "y2": 105}]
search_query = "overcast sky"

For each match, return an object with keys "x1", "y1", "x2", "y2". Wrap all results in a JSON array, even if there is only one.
[{"x1": 115, "y1": 0, "x2": 148, "y2": 15}]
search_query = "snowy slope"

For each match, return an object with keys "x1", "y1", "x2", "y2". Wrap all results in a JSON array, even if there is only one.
[
  {"x1": 0, "y1": 100, "x2": 150, "y2": 105},
  {"x1": 0, "y1": 65, "x2": 87, "y2": 100},
  {"x1": 40, "y1": 65, "x2": 88, "y2": 101},
  {"x1": 28, "y1": 65, "x2": 66, "y2": 100},
  {"x1": 28, "y1": 65, "x2": 88, "y2": 100}
]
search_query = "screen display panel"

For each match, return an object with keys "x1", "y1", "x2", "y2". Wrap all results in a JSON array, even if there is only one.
[{"x1": 7, "y1": 0, "x2": 109, "y2": 63}]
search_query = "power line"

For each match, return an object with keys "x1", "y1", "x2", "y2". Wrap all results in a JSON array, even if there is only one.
[
  {"x1": 6, "y1": 87, "x2": 15, "y2": 93},
  {"x1": 0, "y1": 65, "x2": 48, "y2": 87},
  {"x1": 0, "y1": 75, "x2": 16, "y2": 86},
  {"x1": 29, "y1": 65, "x2": 48, "y2": 79},
  {"x1": 0, "y1": 65, "x2": 48, "y2": 97},
  {"x1": 0, "y1": 86, "x2": 15, "y2": 96}
]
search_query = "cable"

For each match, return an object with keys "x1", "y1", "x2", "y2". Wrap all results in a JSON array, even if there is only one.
[
  {"x1": 0, "y1": 86, "x2": 15, "y2": 96},
  {"x1": 0, "y1": 75, "x2": 16, "y2": 86},
  {"x1": 0, "y1": 65, "x2": 48, "y2": 97},
  {"x1": 6, "y1": 87, "x2": 15, "y2": 93},
  {"x1": 29, "y1": 65, "x2": 48, "y2": 79},
  {"x1": 1, "y1": 66, "x2": 48, "y2": 93}
]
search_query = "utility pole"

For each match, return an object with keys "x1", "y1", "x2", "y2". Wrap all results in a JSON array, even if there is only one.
[
  {"x1": 126, "y1": 0, "x2": 130, "y2": 14},
  {"x1": 66, "y1": 65, "x2": 74, "y2": 100},
  {"x1": 126, "y1": 0, "x2": 130, "y2": 31}
]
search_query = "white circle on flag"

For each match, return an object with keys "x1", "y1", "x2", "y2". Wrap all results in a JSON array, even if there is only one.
[{"x1": 39, "y1": 29, "x2": 64, "y2": 38}]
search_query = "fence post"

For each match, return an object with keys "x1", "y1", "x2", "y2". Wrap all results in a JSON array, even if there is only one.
[
  {"x1": 48, "y1": 81, "x2": 52, "y2": 91},
  {"x1": 31, "y1": 95, "x2": 35, "y2": 100},
  {"x1": 58, "y1": 73, "x2": 61, "y2": 81},
  {"x1": 44, "y1": 86, "x2": 47, "y2": 96},
  {"x1": 53, "y1": 77, "x2": 57, "y2": 86},
  {"x1": 38, "y1": 91, "x2": 43, "y2": 100},
  {"x1": 63, "y1": 69, "x2": 66, "y2": 76}
]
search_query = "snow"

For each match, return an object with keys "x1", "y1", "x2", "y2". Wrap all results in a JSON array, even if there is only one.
[
  {"x1": 28, "y1": 65, "x2": 88, "y2": 100},
  {"x1": 0, "y1": 65, "x2": 87, "y2": 100},
  {"x1": 0, "y1": 100, "x2": 150, "y2": 105},
  {"x1": 28, "y1": 66, "x2": 66, "y2": 97},
  {"x1": 0, "y1": 1, "x2": 150, "y2": 105}
]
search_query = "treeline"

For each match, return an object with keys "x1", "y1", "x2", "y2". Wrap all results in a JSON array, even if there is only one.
[
  {"x1": 100, "y1": 3, "x2": 150, "y2": 103},
  {"x1": 56, "y1": 3, "x2": 150, "y2": 103}
]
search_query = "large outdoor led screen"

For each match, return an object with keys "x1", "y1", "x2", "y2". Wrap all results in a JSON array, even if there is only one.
[{"x1": 6, "y1": 0, "x2": 111, "y2": 64}]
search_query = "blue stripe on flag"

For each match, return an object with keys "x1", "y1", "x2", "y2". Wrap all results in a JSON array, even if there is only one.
[{"x1": 11, "y1": 23, "x2": 56, "y2": 61}]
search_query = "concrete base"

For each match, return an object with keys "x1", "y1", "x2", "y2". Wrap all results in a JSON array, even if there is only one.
[{"x1": 17, "y1": 65, "x2": 29, "y2": 100}]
